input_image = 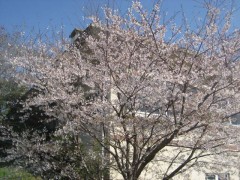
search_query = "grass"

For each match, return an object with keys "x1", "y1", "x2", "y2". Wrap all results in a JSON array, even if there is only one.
[{"x1": 0, "y1": 167, "x2": 41, "y2": 180}]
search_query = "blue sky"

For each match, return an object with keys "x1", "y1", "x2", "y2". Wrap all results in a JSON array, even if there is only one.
[{"x1": 0, "y1": 0, "x2": 240, "y2": 38}]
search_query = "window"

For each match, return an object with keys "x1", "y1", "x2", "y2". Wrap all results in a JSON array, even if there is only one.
[
  {"x1": 230, "y1": 113, "x2": 240, "y2": 125},
  {"x1": 205, "y1": 173, "x2": 230, "y2": 180},
  {"x1": 205, "y1": 174, "x2": 216, "y2": 180}
]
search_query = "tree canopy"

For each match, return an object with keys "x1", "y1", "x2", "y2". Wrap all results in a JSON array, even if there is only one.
[{"x1": 4, "y1": 1, "x2": 240, "y2": 179}]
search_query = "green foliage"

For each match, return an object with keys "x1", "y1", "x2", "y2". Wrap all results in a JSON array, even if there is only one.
[
  {"x1": 0, "y1": 167, "x2": 41, "y2": 179},
  {"x1": 0, "y1": 26, "x2": 109, "y2": 179},
  {"x1": 0, "y1": 27, "x2": 27, "y2": 166},
  {"x1": 47, "y1": 134, "x2": 109, "y2": 179},
  {"x1": 0, "y1": 80, "x2": 26, "y2": 160},
  {"x1": 77, "y1": 139, "x2": 109, "y2": 180},
  {"x1": 0, "y1": 26, "x2": 27, "y2": 120},
  {"x1": 0, "y1": 79, "x2": 26, "y2": 120}
]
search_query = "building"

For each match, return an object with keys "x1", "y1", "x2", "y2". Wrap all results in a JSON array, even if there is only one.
[{"x1": 69, "y1": 26, "x2": 240, "y2": 180}]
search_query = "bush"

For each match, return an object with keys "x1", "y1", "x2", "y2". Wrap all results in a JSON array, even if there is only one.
[{"x1": 0, "y1": 167, "x2": 41, "y2": 180}]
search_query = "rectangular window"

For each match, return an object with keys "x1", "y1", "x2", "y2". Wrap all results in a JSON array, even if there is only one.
[
  {"x1": 205, "y1": 174, "x2": 216, "y2": 180},
  {"x1": 230, "y1": 113, "x2": 240, "y2": 125},
  {"x1": 205, "y1": 173, "x2": 230, "y2": 180}
]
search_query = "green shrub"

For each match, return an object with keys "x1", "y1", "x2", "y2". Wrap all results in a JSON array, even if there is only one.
[{"x1": 0, "y1": 167, "x2": 41, "y2": 179}]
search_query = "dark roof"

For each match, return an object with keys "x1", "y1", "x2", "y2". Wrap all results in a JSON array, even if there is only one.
[
  {"x1": 69, "y1": 28, "x2": 83, "y2": 38},
  {"x1": 69, "y1": 24, "x2": 101, "y2": 39}
]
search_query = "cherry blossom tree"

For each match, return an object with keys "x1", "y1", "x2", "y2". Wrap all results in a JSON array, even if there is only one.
[
  {"x1": 1, "y1": 27, "x2": 108, "y2": 179},
  {"x1": 0, "y1": 27, "x2": 28, "y2": 167},
  {"x1": 8, "y1": 1, "x2": 240, "y2": 179}
]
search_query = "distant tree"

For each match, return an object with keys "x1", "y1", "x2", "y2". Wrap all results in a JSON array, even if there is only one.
[
  {"x1": 4, "y1": 89, "x2": 108, "y2": 179},
  {"x1": 0, "y1": 27, "x2": 26, "y2": 118},
  {"x1": 0, "y1": 26, "x2": 27, "y2": 166},
  {"x1": 0, "y1": 27, "x2": 59, "y2": 171},
  {"x1": 0, "y1": 26, "x2": 108, "y2": 179},
  {"x1": 8, "y1": 1, "x2": 240, "y2": 180}
]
